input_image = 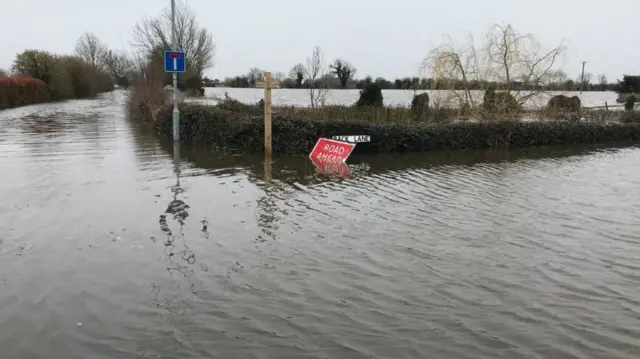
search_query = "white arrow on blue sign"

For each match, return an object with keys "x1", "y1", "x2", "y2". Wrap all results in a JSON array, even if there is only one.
[{"x1": 164, "y1": 51, "x2": 186, "y2": 73}]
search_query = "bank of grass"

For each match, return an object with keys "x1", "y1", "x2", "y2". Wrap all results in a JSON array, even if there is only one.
[
  {"x1": 0, "y1": 50, "x2": 113, "y2": 110},
  {"x1": 150, "y1": 99, "x2": 640, "y2": 154}
]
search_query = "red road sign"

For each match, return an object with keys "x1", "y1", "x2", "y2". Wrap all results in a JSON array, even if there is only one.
[
  {"x1": 311, "y1": 157, "x2": 353, "y2": 178},
  {"x1": 169, "y1": 53, "x2": 181, "y2": 59},
  {"x1": 309, "y1": 138, "x2": 356, "y2": 163}
]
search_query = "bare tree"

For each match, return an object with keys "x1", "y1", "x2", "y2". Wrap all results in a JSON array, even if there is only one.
[
  {"x1": 131, "y1": 0, "x2": 215, "y2": 76},
  {"x1": 304, "y1": 46, "x2": 330, "y2": 108},
  {"x1": 75, "y1": 32, "x2": 108, "y2": 68},
  {"x1": 422, "y1": 23, "x2": 566, "y2": 116},
  {"x1": 273, "y1": 71, "x2": 286, "y2": 82},
  {"x1": 577, "y1": 72, "x2": 593, "y2": 87},
  {"x1": 598, "y1": 74, "x2": 607, "y2": 86},
  {"x1": 247, "y1": 67, "x2": 265, "y2": 85},
  {"x1": 289, "y1": 64, "x2": 305, "y2": 88},
  {"x1": 330, "y1": 59, "x2": 356, "y2": 89},
  {"x1": 103, "y1": 50, "x2": 134, "y2": 85},
  {"x1": 549, "y1": 69, "x2": 568, "y2": 87}
]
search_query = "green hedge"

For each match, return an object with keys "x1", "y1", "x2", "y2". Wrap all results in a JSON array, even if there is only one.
[{"x1": 154, "y1": 104, "x2": 640, "y2": 154}]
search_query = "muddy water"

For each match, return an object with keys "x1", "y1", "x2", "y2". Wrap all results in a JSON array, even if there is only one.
[{"x1": 1, "y1": 91, "x2": 640, "y2": 359}]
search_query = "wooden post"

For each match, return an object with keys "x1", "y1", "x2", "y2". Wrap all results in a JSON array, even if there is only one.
[
  {"x1": 264, "y1": 160, "x2": 272, "y2": 184},
  {"x1": 605, "y1": 102, "x2": 608, "y2": 111},
  {"x1": 264, "y1": 72, "x2": 272, "y2": 160}
]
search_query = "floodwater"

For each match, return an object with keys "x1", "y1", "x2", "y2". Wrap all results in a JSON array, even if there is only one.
[
  {"x1": 1, "y1": 91, "x2": 640, "y2": 359},
  {"x1": 201, "y1": 87, "x2": 619, "y2": 108}
]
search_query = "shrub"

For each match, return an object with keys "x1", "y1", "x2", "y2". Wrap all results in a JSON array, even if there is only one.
[
  {"x1": 410, "y1": 93, "x2": 430, "y2": 120},
  {"x1": 216, "y1": 93, "x2": 263, "y2": 115},
  {"x1": 411, "y1": 93, "x2": 429, "y2": 111},
  {"x1": 0, "y1": 77, "x2": 50, "y2": 109},
  {"x1": 355, "y1": 83, "x2": 383, "y2": 107},
  {"x1": 125, "y1": 59, "x2": 166, "y2": 123},
  {"x1": 153, "y1": 103, "x2": 640, "y2": 154},
  {"x1": 625, "y1": 94, "x2": 636, "y2": 111},
  {"x1": 617, "y1": 75, "x2": 640, "y2": 94},
  {"x1": 620, "y1": 111, "x2": 640, "y2": 123},
  {"x1": 58, "y1": 55, "x2": 113, "y2": 98},
  {"x1": 483, "y1": 89, "x2": 520, "y2": 114},
  {"x1": 483, "y1": 87, "x2": 496, "y2": 112},
  {"x1": 10, "y1": 49, "x2": 113, "y2": 102}
]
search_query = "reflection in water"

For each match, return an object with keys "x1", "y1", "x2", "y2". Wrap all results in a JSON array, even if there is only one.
[
  {"x1": 159, "y1": 140, "x2": 640, "y2": 189},
  {"x1": 149, "y1": 141, "x2": 205, "y2": 337},
  {"x1": 158, "y1": 141, "x2": 196, "y2": 271},
  {"x1": 256, "y1": 160, "x2": 280, "y2": 242}
]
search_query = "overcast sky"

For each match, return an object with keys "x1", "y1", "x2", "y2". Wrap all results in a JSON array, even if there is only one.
[{"x1": 3, "y1": 0, "x2": 638, "y2": 82}]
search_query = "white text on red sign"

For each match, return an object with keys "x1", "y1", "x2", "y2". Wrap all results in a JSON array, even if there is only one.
[{"x1": 315, "y1": 143, "x2": 347, "y2": 162}]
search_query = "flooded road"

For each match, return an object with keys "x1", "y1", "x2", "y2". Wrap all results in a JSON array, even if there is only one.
[{"x1": 1, "y1": 91, "x2": 640, "y2": 359}]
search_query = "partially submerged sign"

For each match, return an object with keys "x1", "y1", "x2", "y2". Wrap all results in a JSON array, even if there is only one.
[
  {"x1": 309, "y1": 138, "x2": 356, "y2": 163},
  {"x1": 331, "y1": 135, "x2": 371, "y2": 143},
  {"x1": 311, "y1": 157, "x2": 352, "y2": 178}
]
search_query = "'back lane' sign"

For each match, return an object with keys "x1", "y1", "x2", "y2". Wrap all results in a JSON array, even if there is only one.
[{"x1": 331, "y1": 135, "x2": 370, "y2": 143}]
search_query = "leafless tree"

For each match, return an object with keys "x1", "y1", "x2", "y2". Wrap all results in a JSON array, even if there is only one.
[
  {"x1": 330, "y1": 59, "x2": 356, "y2": 89},
  {"x1": 273, "y1": 71, "x2": 286, "y2": 82},
  {"x1": 247, "y1": 67, "x2": 265, "y2": 84},
  {"x1": 103, "y1": 50, "x2": 134, "y2": 84},
  {"x1": 577, "y1": 72, "x2": 593, "y2": 86},
  {"x1": 422, "y1": 23, "x2": 566, "y2": 116},
  {"x1": 289, "y1": 64, "x2": 305, "y2": 88},
  {"x1": 75, "y1": 32, "x2": 108, "y2": 68},
  {"x1": 131, "y1": 0, "x2": 215, "y2": 76},
  {"x1": 549, "y1": 70, "x2": 568, "y2": 87},
  {"x1": 304, "y1": 46, "x2": 330, "y2": 108},
  {"x1": 598, "y1": 74, "x2": 607, "y2": 86}
]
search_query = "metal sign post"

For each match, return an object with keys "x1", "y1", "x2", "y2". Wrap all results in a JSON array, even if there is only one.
[{"x1": 163, "y1": 0, "x2": 187, "y2": 141}]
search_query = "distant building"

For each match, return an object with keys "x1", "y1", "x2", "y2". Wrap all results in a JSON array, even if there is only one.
[{"x1": 254, "y1": 80, "x2": 281, "y2": 89}]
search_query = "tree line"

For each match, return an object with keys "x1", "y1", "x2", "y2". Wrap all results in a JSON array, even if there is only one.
[
  {"x1": 0, "y1": 32, "x2": 125, "y2": 104},
  {"x1": 211, "y1": 66, "x2": 621, "y2": 92},
  {"x1": 1, "y1": 32, "x2": 134, "y2": 89}
]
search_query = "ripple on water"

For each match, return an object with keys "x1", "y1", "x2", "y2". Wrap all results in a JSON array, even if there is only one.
[{"x1": 2, "y1": 95, "x2": 640, "y2": 358}]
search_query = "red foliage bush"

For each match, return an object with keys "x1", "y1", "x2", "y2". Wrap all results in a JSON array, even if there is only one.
[{"x1": 0, "y1": 77, "x2": 51, "y2": 109}]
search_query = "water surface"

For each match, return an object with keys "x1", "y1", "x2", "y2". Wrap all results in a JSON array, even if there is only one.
[{"x1": 1, "y1": 91, "x2": 640, "y2": 358}]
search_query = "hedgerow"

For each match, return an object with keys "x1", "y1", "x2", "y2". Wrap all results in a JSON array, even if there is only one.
[
  {"x1": 0, "y1": 77, "x2": 51, "y2": 109},
  {"x1": 152, "y1": 103, "x2": 640, "y2": 154},
  {"x1": 0, "y1": 49, "x2": 114, "y2": 109}
]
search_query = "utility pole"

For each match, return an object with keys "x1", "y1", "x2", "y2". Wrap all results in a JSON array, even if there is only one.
[
  {"x1": 580, "y1": 61, "x2": 587, "y2": 94},
  {"x1": 171, "y1": 0, "x2": 180, "y2": 141}
]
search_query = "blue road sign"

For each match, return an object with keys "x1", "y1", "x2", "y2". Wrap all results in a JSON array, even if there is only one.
[{"x1": 164, "y1": 51, "x2": 186, "y2": 73}]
